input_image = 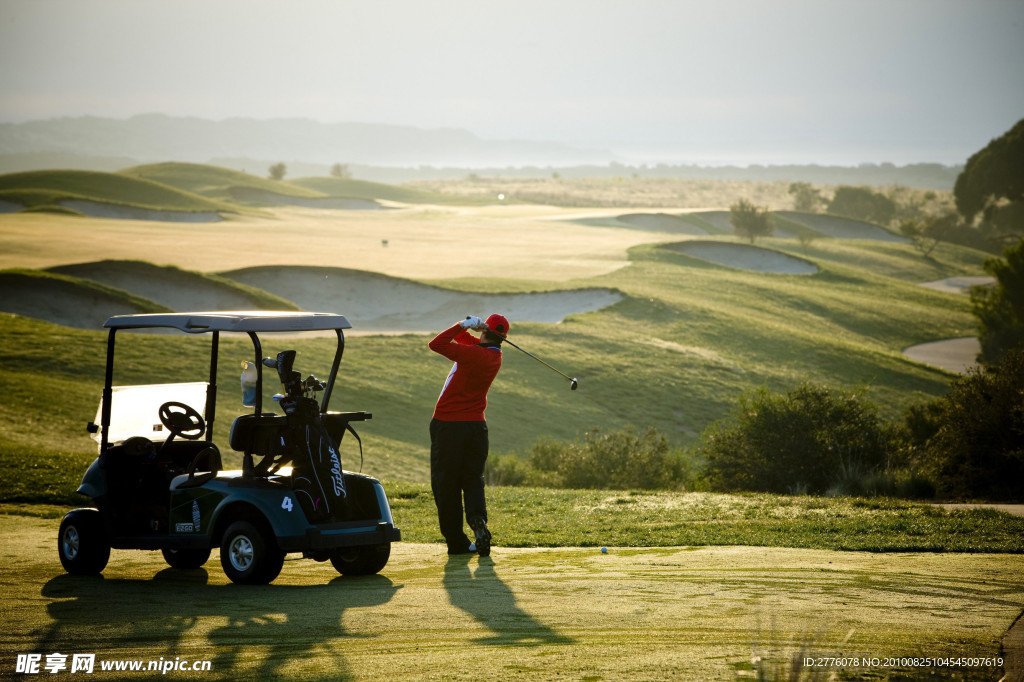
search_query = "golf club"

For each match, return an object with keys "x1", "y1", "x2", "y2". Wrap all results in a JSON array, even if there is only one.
[{"x1": 468, "y1": 317, "x2": 578, "y2": 390}]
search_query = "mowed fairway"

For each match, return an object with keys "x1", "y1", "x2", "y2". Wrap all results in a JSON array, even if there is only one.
[
  {"x1": 0, "y1": 206, "x2": 672, "y2": 282},
  {"x1": 2, "y1": 515, "x2": 1021, "y2": 680}
]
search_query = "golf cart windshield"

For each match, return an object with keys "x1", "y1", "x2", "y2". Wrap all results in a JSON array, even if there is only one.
[{"x1": 93, "y1": 382, "x2": 208, "y2": 447}]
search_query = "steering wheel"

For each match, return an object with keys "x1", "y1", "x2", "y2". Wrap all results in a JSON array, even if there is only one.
[{"x1": 158, "y1": 401, "x2": 206, "y2": 441}]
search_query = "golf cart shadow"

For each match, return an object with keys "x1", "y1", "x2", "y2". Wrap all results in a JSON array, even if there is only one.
[
  {"x1": 38, "y1": 571, "x2": 401, "y2": 677},
  {"x1": 443, "y1": 555, "x2": 574, "y2": 647}
]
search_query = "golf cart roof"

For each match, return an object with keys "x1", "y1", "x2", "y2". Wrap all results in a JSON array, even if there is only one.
[{"x1": 104, "y1": 311, "x2": 351, "y2": 333}]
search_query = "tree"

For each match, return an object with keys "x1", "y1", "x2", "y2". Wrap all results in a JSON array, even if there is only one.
[
  {"x1": 953, "y1": 118, "x2": 1024, "y2": 223},
  {"x1": 268, "y1": 162, "x2": 287, "y2": 181},
  {"x1": 971, "y1": 238, "x2": 1024, "y2": 364},
  {"x1": 826, "y1": 186, "x2": 896, "y2": 225},
  {"x1": 898, "y1": 211, "x2": 960, "y2": 258},
  {"x1": 729, "y1": 199, "x2": 774, "y2": 243},
  {"x1": 788, "y1": 182, "x2": 824, "y2": 212},
  {"x1": 330, "y1": 163, "x2": 351, "y2": 179}
]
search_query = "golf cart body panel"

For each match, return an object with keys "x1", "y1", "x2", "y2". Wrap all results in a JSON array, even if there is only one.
[{"x1": 62, "y1": 311, "x2": 400, "y2": 584}]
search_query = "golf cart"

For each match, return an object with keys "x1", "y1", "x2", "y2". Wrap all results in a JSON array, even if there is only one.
[{"x1": 58, "y1": 311, "x2": 400, "y2": 585}]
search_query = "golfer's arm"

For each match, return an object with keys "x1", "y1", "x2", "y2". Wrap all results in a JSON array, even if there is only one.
[{"x1": 428, "y1": 324, "x2": 479, "y2": 359}]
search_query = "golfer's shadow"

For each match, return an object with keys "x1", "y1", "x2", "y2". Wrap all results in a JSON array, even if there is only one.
[{"x1": 442, "y1": 554, "x2": 573, "y2": 647}]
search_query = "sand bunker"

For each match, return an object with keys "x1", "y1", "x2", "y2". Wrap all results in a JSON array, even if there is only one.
[
  {"x1": 0, "y1": 272, "x2": 152, "y2": 329},
  {"x1": 775, "y1": 211, "x2": 906, "y2": 242},
  {"x1": 226, "y1": 187, "x2": 383, "y2": 210},
  {"x1": 222, "y1": 266, "x2": 622, "y2": 333},
  {"x1": 616, "y1": 213, "x2": 709, "y2": 235},
  {"x1": 919, "y1": 276, "x2": 995, "y2": 295},
  {"x1": 903, "y1": 337, "x2": 980, "y2": 374},
  {"x1": 663, "y1": 240, "x2": 819, "y2": 274},
  {"x1": 47, "y1": 261, "x2": 274, "y2": 312},
  {"x1": 57, "y1": 199, "x2": 223, "y2": 222}
]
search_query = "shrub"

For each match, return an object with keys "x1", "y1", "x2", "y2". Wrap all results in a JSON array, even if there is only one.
[
  {"x1": 698, "y1": 384, "x2": 890, "y2": 495},
  {"x1": 729, "y1": 198, "x2": 774, "y2": 243},
  {"x1": 827, "y1": 186, "x2": 896, "y2": 225},
  {"x1": 904, "y1": 348, "x2": 1024, "y2": 501},
  {"x1": 486, "y1": 427, "x2": 692, "y2": 491}
]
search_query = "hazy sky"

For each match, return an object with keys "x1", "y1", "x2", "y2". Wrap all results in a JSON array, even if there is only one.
[{"x1": 1, "y1": 0, "x2": 1022, "y2": 165}]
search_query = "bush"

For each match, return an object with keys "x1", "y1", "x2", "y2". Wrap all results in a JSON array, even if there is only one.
[
  {"x1": 970, "y1": 238, "x2": 1024, "y2": 364},
  {"x1": 903, "y1": 348, "x2": 1024, "y2": 501},
  {"x1": 698, "y1": 384, "x2": 891, "y2": 495},
  {"x1": 729, "y1": 198, "x2": 774, "y2": 243},
  {"x1": 486, "y1": 427, "x2": 692, "y2": 491},
  {"x1": 827, "y1": 186, "x2": 896, "y2": 225}
]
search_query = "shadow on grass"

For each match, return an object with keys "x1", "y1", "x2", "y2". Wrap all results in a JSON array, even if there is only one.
[
  {"x1": 38, "y1": 568, "x2": 401, "y2": 678},
  {"x1": 442, "y1": 554, "x2": 574, "y2": 647}
]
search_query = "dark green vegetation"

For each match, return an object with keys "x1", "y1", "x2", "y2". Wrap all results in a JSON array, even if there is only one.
[
  {"x1": 900, "y1": 348, "x2": 1024, "y2": 501},
  {"x1": 699, "y1": 384, "x2": 892, "y2": 496},
  {"x1": 729, "y1": 198, "x2": 774, "y2": 242},
  {"x1": 954, "y1": 117, "x2": 1024, "y2": 224},
  {"x1": 971, "y1": 239, "x2": 1024, "y2": 363}
]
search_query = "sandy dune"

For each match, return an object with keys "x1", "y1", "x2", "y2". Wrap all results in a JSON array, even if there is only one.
[
  {"x1": 0, "y1": 274, "x2": 151, "y2": 329},
  {"x1": 57, "y1": 199, "x2": 224, "y2": 222},
  {"x1": 663, "y1": 240, "x2": 819, "y2": 274},
  {"x1": 616, "y1": 213, "x2": 709, "y2": 235},
  {"x1": 47, "y1": 261, "x2": 273, "y2": 312},
  {"x1": 775, "y1": 211, "x2": 907, "y2": 242},
  {"x1": 919, "y1": 276, "x2": 995, "y2": 295},
  {"x1": 222, "y1": 266, "x2": 622, "y2": 332},
  {"x1": 225, "y1": 187, "x2": 384, "y2": 210},
  {"x1": 902, "y1": 337, "x2": 980, "y2": 374}
]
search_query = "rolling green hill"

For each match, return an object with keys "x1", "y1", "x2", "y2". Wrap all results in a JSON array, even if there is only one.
[
  {"x1": 0, "y1": 235, "x2": 987, "y2": 485},
  {"x1": 121, "y1": 162, "x2": 325, "y2": 205},
  {"x1": 0, "y1": 169, "x2": 239, "y2": 213}
]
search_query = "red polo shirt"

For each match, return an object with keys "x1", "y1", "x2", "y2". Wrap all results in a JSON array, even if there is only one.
[{"x1": 429, "y1": 324, "x2": 503, "y2": 422}]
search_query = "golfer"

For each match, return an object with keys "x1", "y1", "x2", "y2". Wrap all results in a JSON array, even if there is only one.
[{"x1": 428, "y1": 313, "x2": 509, "y2": 556}]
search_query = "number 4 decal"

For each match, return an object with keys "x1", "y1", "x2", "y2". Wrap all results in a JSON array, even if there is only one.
[{"x1": 281, "y1": 496, "x2": 294, "y2": 512}]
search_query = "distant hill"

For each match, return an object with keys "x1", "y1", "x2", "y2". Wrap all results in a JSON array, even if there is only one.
[
  {"x1": 0, "y1": 114, "x2": 609, "y2": 169},
  {"x1": 0, "y1": 115, "x2": 962, "y2": 189}
]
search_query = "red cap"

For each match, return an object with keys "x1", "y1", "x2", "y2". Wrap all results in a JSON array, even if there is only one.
[{"x1": 485, "y1": 314, "x2": 510, "y2": 336}]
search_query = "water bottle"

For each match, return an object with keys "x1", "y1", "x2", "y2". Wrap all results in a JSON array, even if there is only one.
[{"x1": 240, "y1": 361, "x2": 258, "y2": 407}]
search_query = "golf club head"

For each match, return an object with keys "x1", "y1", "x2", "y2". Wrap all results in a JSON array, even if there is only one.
[{"x1": 570, "y1": 378, "x2": 578, "y2": 391}]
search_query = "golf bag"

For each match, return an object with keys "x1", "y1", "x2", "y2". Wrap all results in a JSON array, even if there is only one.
[{"x1": 266, "y1": 351, "x2": 348, "y2": 522}]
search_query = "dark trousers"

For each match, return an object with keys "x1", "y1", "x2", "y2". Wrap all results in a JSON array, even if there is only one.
[{"x1": 429, "y1": 419, "x2": 488, "y2": 551}]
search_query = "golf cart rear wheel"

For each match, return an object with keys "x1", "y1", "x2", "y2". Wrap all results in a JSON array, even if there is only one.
[
  {"x1": 162, "y1": 547, "x2": 211, "y2": 569},
  {"x1": 219, "y1": 520, "x2": 284, "y2": 585},
  {"x1": 330, "y1": 542, "x2": 390, "y2": 576},
  {"x1": 58, "y1": 509, "x2": 110, "y2": 575}
]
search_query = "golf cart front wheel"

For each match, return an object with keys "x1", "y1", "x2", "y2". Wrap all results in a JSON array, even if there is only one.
[
  {"x1": 58, "y1": 509, "x2": 110, "y2": 575},
  {"x1": 162, "y1": 547, "x2": 211, "y2": 569},
  {"x1": 219, "y1": 520, "x2": 284, "y2": 585},
  {"x1": 330, "y1": 542, "x2": 390, "y2": 576}
]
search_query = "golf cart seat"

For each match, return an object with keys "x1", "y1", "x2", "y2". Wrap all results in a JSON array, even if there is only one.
[{"x1": 229, "y1": 411, "x2": 372, "y2": 476}]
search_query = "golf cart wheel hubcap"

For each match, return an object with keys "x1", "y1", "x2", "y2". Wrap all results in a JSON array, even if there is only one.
[
  {"x1": 228, "y1": 535, "x2": 254, "y2": 571},
  {"x1": 63, "y1": 526, "x2": 80, "y2": 559}
]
